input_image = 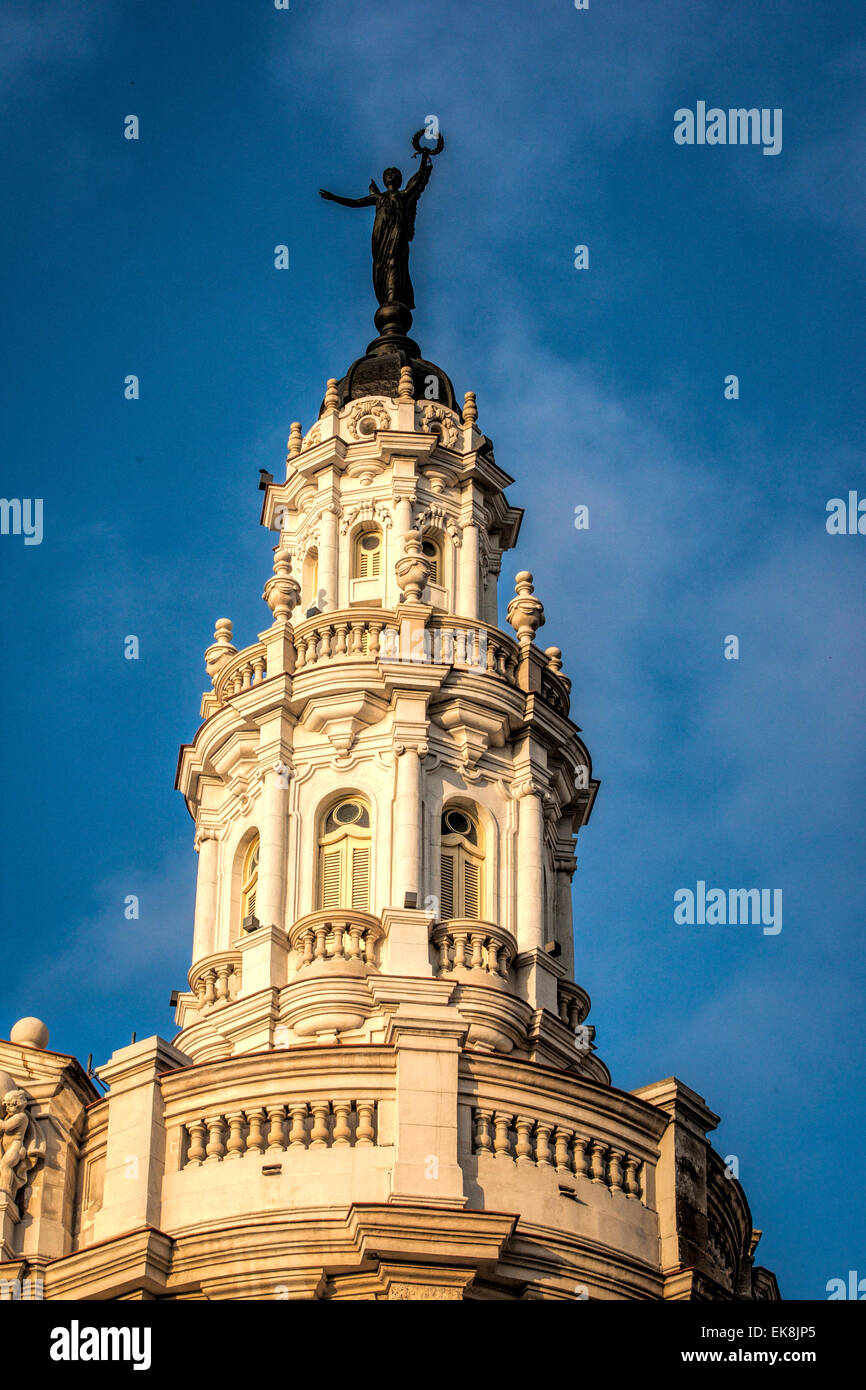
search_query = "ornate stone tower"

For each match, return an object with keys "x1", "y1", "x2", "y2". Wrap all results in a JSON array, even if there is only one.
[{"x1": 0, "y1": 142, "x2": 779, "y2": 1301}]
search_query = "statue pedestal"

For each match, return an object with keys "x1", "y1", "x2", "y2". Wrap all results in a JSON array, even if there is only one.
[{"x1": 0, "y1": 1191, "x2": 20, "y2": 1261}]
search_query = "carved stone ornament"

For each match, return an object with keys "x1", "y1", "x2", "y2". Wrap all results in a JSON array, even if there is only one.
[
  {"x1": 204, "y1": 618, "x2": 237, "y2": 687},
  {"x1": 506, "y1": 571, "x2": 546, "y2": 651},
  {"x1": 263, "y1": 545, "x2": 302, "y2": 622},
  {"x1": 417, "y1": 402, "x2": 459, "y2": 447},
  {"x1": 394, "y1": 528, "x2": 432, "y2": 601},
  {"x1": 347, "y1": 400, "x2": 391, "y2": 440},
  {"x1": 0, "y1": 1089, "x2": 46, "y2": 1200}
]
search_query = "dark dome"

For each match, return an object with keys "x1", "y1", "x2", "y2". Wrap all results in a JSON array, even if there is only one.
[{"x1": 319, "y1": 345, "x2": 457, "y2": 418}]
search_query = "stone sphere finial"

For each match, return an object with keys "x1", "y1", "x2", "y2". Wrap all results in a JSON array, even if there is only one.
[
  {"x1": 463, "y1": 390, "x2": 478, "y2": 425},
  {"x1": 506, "y1": 571, "x2": 546, "y2": 651},
  {"x1": 10, "y1": 1017, "x2": 49, "y2": 1050},
  {"x1": 397, "y1": 366, "x2": 414, "y2": 402},
  {"x1": 287, "y1": 422, "x2": 303, "y2": 459},
  {"x1": 395, "y1": 528, "x2": 432, "y2": 602},
  {"x1": 323, "y1": 379, "x2": 340, "y2": 412},
  {"x1": 545, "y1": 646, "x2": 563, "y2": 672}
]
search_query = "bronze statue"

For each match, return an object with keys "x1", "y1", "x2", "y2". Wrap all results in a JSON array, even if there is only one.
[{"x1": 320, "y1": 129, "x2": 444, "y2": 312}]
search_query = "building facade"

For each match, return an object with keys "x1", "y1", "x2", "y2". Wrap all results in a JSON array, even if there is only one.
[{"x1": 0, "y1": 327, "x2": 779, "y2": 1301}]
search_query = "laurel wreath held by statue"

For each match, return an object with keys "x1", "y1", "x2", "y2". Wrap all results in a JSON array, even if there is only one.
[{"x1": 411, "y1": 129, "x2": 445, "y2": 159}]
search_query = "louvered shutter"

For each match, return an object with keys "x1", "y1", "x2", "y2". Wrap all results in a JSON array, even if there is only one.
[
  {"x1": 321, "y1": 849, "x2": 342, "y2": 909},
  {"x1": 350, "y1": 846, "x2": 370, "y2": 910},
  {"x1": 370, "y1": 544, "x2": 381, "y2": 578},
  {"x1": 440, "y1": 852, "x2": 455, "y2": 919},
  {"x1": 246, "y1": 887, "x2": 256, "y2": 919},
  {"x1": 463, "y1": 860, "x2": 480, "y2": 919},
  {"x1": 358, "y1": 546, "x2": 370, "y2": 578}
]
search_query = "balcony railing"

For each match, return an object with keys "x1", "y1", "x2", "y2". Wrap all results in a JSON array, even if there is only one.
[
  {"x1": 431, "y1": 920, "x2": 517, "y2": 980},
  {"x1": 288, "y1": 909, "x2": 384, "y2": 970}
]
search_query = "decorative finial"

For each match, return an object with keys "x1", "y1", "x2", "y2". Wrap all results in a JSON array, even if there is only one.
[
  {"x1": 323, "y1": 379, "x2": 340, "y2": 412},
  {"x1": 287, "y1": 422, "x2": 303, "y2": 458},
  {"x1": 463, "y1": 391, "x2": 478, "y2": 425},
  {"x1": 398, "y1": 366, "x2": 414, "y2": 401},
  {"x1": 9, "y1": 1017, "x2": 49, "y2": 1050},
  {"x1": 544, "y1": 646, "x2": 563, "y2": 672},
  {"x1": 263, "y1": 547, "x2": 301, "y2": 623},
  {"x1": 204, "y1": 619, "x2": 237, "y2": 687},
  {"x1": 319, "y1": 127, "x2": 445, "y2": 355},
  {"x1": 506, "y1": 571, "x2": 546, "y2": 652},
  {"x1": 395, "y1": 528, "x2": 432, "y2": 602}
]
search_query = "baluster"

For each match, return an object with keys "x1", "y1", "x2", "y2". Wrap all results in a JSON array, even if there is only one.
[
  {"x1": 589, "y1": 1139, "x2": 608, "y2": 1184},
  {"x1": 474, "y1": 1109, "x2": 494, "y2": 1155},
  {"x1": 330, "y1": 923, "x2": 345, "y2": 959},
  {"x1": 369, "y1": 622, "x2": 383, "y2": 659},
  {"x1": 505, "y1": 653, "x2": 518, "y2": 684},
  {"x1": 441, "y1": 628, "x2": 454, "y2": 665},
  {"x1": 225, "y1": 1110, "x2": 246, "y2": 1160},
  {"x1": 203, "y1": 969, "x2": 217, "y2": 1007},
  {"x1": 252, "y1": 655, "x2": 266, "y2": 684},
  {"x1": 194, "y1": 976, "x2": 207, "y2": 1009},
  {"x1": 333, "y1": 1101, "x2": 352, "y2": 1146},
  {"x1": 469, "y1": 933, "x2": 484, "y2": 968},
  {"x1": 486, "y1": 641, "x2": 497, "y2": 674},
  {"x1": 349, "y1": 622, "x2": 364, "y2": 656},
  {"x1": 624, "y1": 1156, "x2": 642, "y2": 1200},
  {"x1": 186, "y1": 1119, "x2": 207, "y2": 1167},
  {"x1": 318, "y1": 624, "x2": 332, "y2": 660},
  {"x1": 347, "y1": 925, "x2": 363, "y2": 960},
  {"x1": 553, "y1": 1126, "x2": 572, "y2": 1175},
  {"x1": 215, "y1": 962, "x2": 231, "y2": 1005},
  {"x1": 266, "y1": 1105, "x2": 286, "y2": 1153},
  {"x1": 333, "y1": 622, "x2": 349, "y2": 657},
  {"x1": 288, "y1": 1102, "x2": 308, "y2": 1148},
  {"x1": 302, "y1": 928, "x2": 314, "y2": 966},
  {"x1": 498, "y1": 947, "x2": 511, "y2": 979},
  {"x1": 608, "y1": 1147, "x2": 625, "y2": 1192},
  {"x1": 304, "y1": 633, "x2": 318, "y2": 666},
  {"x1": 310, "y1": 1101, "x2": 330, "y2": 1148},
  {"x1": 454, "y1": 629, "x2": 468, "y2": 664},
  {"x1": 437, "y1": 932, "x2": 451, "y2": 972},
  {"x1": 355, "y1": 1101, "x2": 375, "y2": 1146},
  {"x1": 205, "y1": 1115, "x2": 225, "y2": 1163},
  {"x1": 558, "y1": 992, "x2": 570, "y2": 1024},
  {"x1": 246, "y1": 1108, "x2": 266, "y2": 1155},
  {"x1": 573, "y1": 1135, "x2": 589, "y2": 1178},
  {"x1": 314, "y1": 924, "x2": 328, "y2": 960},
  {"x1": 241, "y1": 663, "x2": 252, "y2": 690},
  {"x1": 452, "y1": 931, "x2": 468, "y2": 969},
  {"x1": 515, "y1": 1116, "x2": 535, "y2": 1165},
  {"x1": 487, "y1": 939, "x2": 500, "y2": 975},
  {"x1": 233, "y1": 672, "x2": 243, "y2": 694},
  {"x1": 493, "y1": 1112, "x2": 513, "y2": 1159},
  {"x1": 535, "y1": 1122, "x2": 553, "y2": 1168},
  {"x1": 568, "y1": 999, "x2": 581, "y2": 1031}
]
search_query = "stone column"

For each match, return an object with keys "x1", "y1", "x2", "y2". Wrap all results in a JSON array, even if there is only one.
[
  {"x1": 554, "y1": 852, "x2": 577, "y2": 977},
  {"x1": 461, "y1": 521, "x2": 479, "y2": 619},
  {"x1": 393, "y1": 741, "x2": 426, "y2": 902},
  {"x1": 515, "y1": 780, "x2": 545, "y2": 952},
  {"x1": 192, "y1": 829, "x2": 219, "y2": 961},
  {"x1": 318, "y1": 505, "x2": 339, "y2": 612},
  {"x1": 256, "y1": 764, "x2": 289, "y2": 930}
]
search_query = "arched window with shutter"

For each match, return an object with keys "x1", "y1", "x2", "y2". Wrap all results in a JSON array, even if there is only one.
[
  {"x1": 240, "y1": 835, "x2": 260, "y2": 925},
  {"x1": 440, "y1": 806, "x2": 484, "y2": 921},
  {"x1": 353, "y1": 529, "x2": 382, "y2": 580},
  {"x1": 318, "y1": 797, "x2": 372, "y2": 912},
  {"x1": 422, "y1": 534, "x2": 441, "y2": 585}
]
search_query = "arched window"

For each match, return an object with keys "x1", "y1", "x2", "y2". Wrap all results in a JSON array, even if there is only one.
[
  {"x1": 354, "y1": 530, "x2": 382, "y2": 580},
  {"x1": 422, "y1": 535, "x2": 441, "y2": 585},
  {"x1": 440, "y1": 806, "x2": 483, "y2": 920},
  {"x1": 241, "y1": 836, "x2": 259, "y2": 924},
  {"x1": 318, "y1": 797, "x2": 372, "y2": 911}
]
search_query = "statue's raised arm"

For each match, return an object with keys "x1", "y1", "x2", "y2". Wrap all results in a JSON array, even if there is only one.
[{"x1": 319, "y1": 188, "x2": 377, "y2": 208}]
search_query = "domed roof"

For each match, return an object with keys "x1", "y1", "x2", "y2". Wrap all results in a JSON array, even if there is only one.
[{"x1": 319, "y1": 342, "x2": 457, "y2": 418}]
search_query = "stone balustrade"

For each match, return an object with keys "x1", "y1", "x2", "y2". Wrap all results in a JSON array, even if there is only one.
[
  {"x1": 557, "y1": 980, "x2": 591, "y2": 1032},
  {"x1": 471, "y1": 1108, "x2": 644, "y2": 1201},
  {"x1": 292, "y1": 610, "x2": 398, "y2": 669},
  {"x1": 288, "y1": 910, "x2": 384, "y2": 970},
  {"x1": 181, "y1": 1098, "x2": 378, "y2": 1167},
  {"x1": 431, "y1": 920, "x2": 517, "y2": 981},
  {"x1": 189, "y1": 952, "x2": 242, "y2": 1011},
  {"x1": 213, "y1": 643, "x2": 268, "y2": 701}
]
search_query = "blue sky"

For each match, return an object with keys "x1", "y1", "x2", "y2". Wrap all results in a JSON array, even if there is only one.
[{"x1": 1, "y1": 0, "x2": 864, "y2": 1298}]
